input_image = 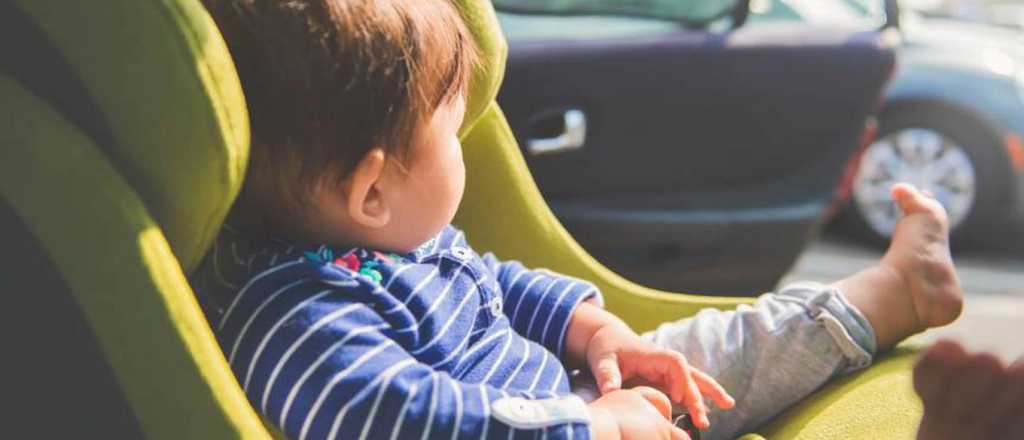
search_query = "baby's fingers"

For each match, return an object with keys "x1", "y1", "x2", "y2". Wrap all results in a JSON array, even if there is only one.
[
  {"x1": 670, "y1": 426, "x2": 691, "y2": 440},
  {"x1": 593, "y1": 353, "x2": 622, "y2": 395},
  {"x1": 692, "y1": 369, "x2": 736, "y2": 410},
  {"x1": 664, "y1": 352, "x2": 709, "y2": 429}
]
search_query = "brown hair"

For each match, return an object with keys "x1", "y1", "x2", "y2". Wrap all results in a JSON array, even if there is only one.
[{"x1": 204, "y1": 0, "x2": 478, "y2": 234}]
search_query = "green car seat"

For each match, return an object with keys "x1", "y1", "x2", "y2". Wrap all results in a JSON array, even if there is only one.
[{"x1": 0, "y1": 0, "x2": 923, "y2": 438}]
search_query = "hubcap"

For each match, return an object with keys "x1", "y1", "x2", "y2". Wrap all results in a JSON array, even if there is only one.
[{"x1": 853, "y1": 127, "x2": 976, "y2": 237}]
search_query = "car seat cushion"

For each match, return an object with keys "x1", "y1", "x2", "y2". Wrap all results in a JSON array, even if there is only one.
[
  {"x1": 455, "y1": 0, "x2": 509, "y2": 138},
  {"x1": 0, "y1": 73, "x2": 267, "y2": 438},
  {"x1": 10, "y1": 0, "x2": 249, "y2": 273}
]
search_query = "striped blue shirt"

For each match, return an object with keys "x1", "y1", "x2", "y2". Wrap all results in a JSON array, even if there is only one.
[{"x1": 192, "y1": 225, "x2": 601, "y2": 440}]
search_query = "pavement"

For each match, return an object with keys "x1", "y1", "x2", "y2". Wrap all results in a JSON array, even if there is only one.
[{"x1": 780, "y1": 234, "x2": 1024, "y2": 362}]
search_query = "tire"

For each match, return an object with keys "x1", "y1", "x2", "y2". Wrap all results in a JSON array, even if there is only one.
[{"x1": 834, "y1": 106, "x2": 1013, "y2": 248}]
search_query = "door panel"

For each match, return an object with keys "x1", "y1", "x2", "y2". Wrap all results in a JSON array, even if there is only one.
[{"x1": 498, "y1": 20, "x2": 895, "y2": 294}]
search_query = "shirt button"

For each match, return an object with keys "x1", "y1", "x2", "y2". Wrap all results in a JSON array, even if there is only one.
[
  {"x1": 488, "y1": 297, "x2": 503, "y2": 317},
  {"x1": 451, "y1": 246, "x2": 472, "y2": 260}
]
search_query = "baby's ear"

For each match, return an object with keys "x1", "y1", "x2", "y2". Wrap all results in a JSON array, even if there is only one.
[{"x1": 338, "y1": 148, "x2": 391, "y2": 229}]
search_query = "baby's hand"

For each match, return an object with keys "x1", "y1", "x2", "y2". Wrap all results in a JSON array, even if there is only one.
[
  {"x1": 586, "y1": 323, "x2": 735, "y2": 429},
  {"x1": 588, "y1": 386, "x2": 690, "y2": 440}
]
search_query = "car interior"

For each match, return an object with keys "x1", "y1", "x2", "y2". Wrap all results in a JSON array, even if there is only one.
[
  {"x1": 495, "y1": 6, "x2": 898, "y2": 294},
  {"x1": 0, "y1": 0, "x2": 925, "y2": 438}
]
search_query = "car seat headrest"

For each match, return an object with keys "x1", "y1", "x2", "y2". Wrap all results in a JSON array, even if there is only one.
[{"x1": 8, "y1": 0, "x2": 505, "y2": 272}]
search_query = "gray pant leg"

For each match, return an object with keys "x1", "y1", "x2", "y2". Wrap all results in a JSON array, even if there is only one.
[{"x1": 641, "y1": 282, "x2": 879, "y2": 440}]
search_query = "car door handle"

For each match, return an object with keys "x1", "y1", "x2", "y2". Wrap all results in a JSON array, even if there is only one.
[{"x1": 527, "y1": 109, "x2": 587, "y2": 156}]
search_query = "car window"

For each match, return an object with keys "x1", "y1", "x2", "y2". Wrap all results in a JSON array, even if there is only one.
[
  {"x1": 749, "y1": 0, "x2": 886, "y2": 29},
  {"x1": 498, "y1": 12, "x2": 683, "y2": 43},
  {"x1": 749, "y1": 0, "x2": 802, "y2": 22},
  {"x1": 492, "y1": 0, "x2": 740, "y2": 25}
]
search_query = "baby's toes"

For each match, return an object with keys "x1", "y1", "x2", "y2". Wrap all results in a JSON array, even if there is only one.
[{"x1": 891, "y1": 184, "x2": 948, "y2": 223}]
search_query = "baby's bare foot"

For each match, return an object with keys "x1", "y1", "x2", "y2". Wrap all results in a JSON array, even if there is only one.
[
  {"x1": 914, "y1": 340, "x2": 1024, "y2": 440},
  {"x1": 880, "y1": 184, "x2": 963, "y2": 330}
]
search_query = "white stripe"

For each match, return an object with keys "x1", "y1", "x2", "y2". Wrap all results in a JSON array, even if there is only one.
[
  {"x1": 230, "y1": 242, "x2": 246, "y2": 265},
  {"x1": 459, "y1": 329, "x2": 509, "y2": 361},
  {"x1": 279, "y1": 326, "x2": 390, "y2": 427},
  {"x1": 412, "y1": 278, "x2": 477, "y2": 355},
  {"x1": 500, "y1": 339, "x2": 531, "y2": 389},
  {"x1": 528, "y1": 348, "x2": 549, "y2": 391},
  {"x1": 243, "y1": 289, "x2": 334, "y2": 391},
  {"x1": 428, "y1": 316, "x2": 480, "y2": 369},
  {"x1": 466, "y1": 327, "x2": 488, "y2": 341},
  {"x1": 428, "y1": 232, "x2": 442, "y2": 254},
  {"x1": 387, "y1": 382, "x2": 419, "y2": 440},
  {"x1": 382, "y1": 263, "x2": 416, "y2": 289},
  {"x1": 501, "y1": 265, "x2": 530, "y2": 295},
  {"x1": 418, "y1": 374, "x2": 441, "y2": 440},
  {"x1": 297, "y1": 341, "x2": 396, "y2": 440},
  {"x1": 320, "y1": 278, "x2": 360, "y2": 288},
  {"x1": 549, "y1": 357, "x2": 564, "y2": 393},
  {"x1": 447, "y1": 378, "x2": 464, "y2": 440},
  {"x1": 414, "y1": 263, "x2": 470, "y2": 322},
  {"x1": 514, "y1": 277, "x2": 558, "y2": 330},
  {"x1": 508, "y1": 274, "x2": 545, "y2": 325},
  {"x1": 356, "y1": 363, "x2": 418, "y2": 440},
  {"x1": 259, "y1": 303, "x2": 367, "y2": 413},
  {"x1": 480, "y1": 329, "x2": 515, "y2": 383},
  {"x1": 480, "y1": 386, "x2": 491, "y2": 439},
  {"x1": 244, "y1": 248, "x2": 271, "y2": 273},
  {"x1": 527, "y1": 282, "x2": 573, "y2": 343},
  {"x1": 219, "y1": 260, "x2": 306, "y2": 330},
  {"x1": 555, "y1": 287, "x2": 597, "y2": 355},
  {"x1": 227, "y1": 278, "x2": 312, "y2": 365},
  {"x1": 385, "y1": 265, "x2": 440, "y2": 313},
  {"x1": 399, "y1": 261, "x2": 440, "y2": 304},
  {"x1": 332, "y1": 359, "x2": 417, "y2": 440},
  {"x1": 212, "y1": 242, "x2": 238, "y2": 290},
  {"x1": 268, "y1": 253, "x2": 279, "y2": 266}
]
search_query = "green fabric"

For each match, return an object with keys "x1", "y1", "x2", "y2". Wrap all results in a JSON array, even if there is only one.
[
  {"x1": 454, "y1": 103, "x2": 753, "y2": 329},
  {"x1": 2, "y1": 0, "x2": 924, "y2": 437},
  {"x1": 454, "y1": 100, "x2": 925, "y2": 440},
  {"x1": 454, "y1": 4, "x2": 925, "y2": 438},
  {"x1": 456, "y1": 0, "x2": 509, "y2": 138},
  {"x1": 492, "y1": 0, "x2": 739, "y2": 23},
  {"x1": 11, "y1": 0, "x2": 249, "y2": 273},
  {"x1": 0, "y1": 75, "x2": 270, "y2": 439},
  {"x1": 752, "y1": 345, "x2": 922, "y2": 438}
]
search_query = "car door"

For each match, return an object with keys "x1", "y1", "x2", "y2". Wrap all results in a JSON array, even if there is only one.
[{"x1": 496, "y1": 14, "x2": 896, "y2": 295}]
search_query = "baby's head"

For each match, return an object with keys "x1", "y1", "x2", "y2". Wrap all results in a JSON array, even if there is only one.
[{"x1": 206, "y1": 0, "x2": 478, "y2": 252}]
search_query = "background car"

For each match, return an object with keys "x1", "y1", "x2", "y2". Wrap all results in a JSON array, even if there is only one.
[
  {"x1": 905, "y1": 0, "x2": 1024, "y2": 34},
  {"x1": 493, "y1": 1, "x2": 896, "y2": 295},
  {"x1": 750, "y1": 0, "x2": 1024, "y2": 247}
]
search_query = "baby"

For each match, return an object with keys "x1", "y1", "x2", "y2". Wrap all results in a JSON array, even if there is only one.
[{"x1": 193, "y1": 1, "x2": 963, "y2": 439}]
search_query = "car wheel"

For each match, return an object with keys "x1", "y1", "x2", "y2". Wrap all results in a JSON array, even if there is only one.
[{"x1": 839, "y1": 108, "x2": 1011, "y2": 247}]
